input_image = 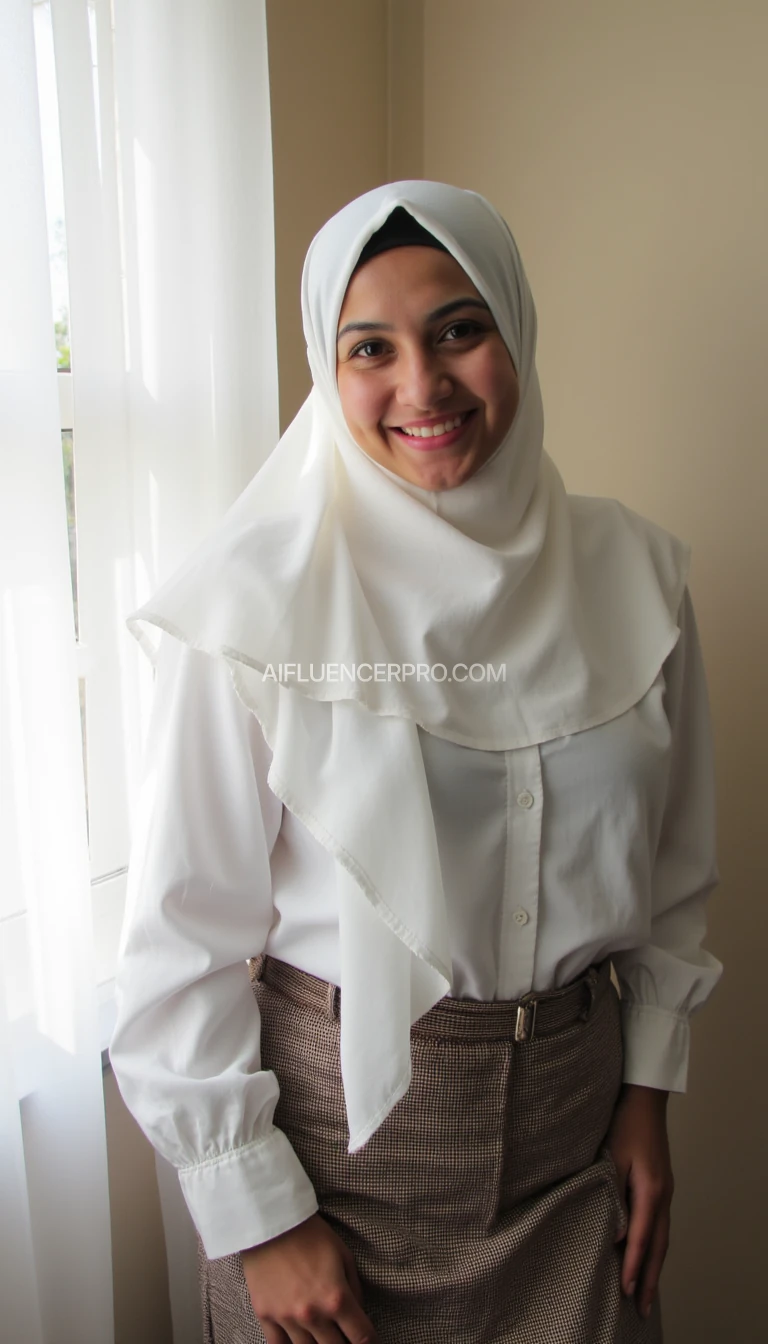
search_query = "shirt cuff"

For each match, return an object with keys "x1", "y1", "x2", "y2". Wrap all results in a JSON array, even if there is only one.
[
  {"x1": 620, "y1": 1003, "x2": 690, "y2": 1094},
  {"x1": 179, "y1": 1126, "x2": 319, "y2": 1259}
]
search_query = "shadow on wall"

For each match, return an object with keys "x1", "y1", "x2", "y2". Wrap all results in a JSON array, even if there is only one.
[{"x1": 103, "y1": 1066, "x2": 173, "y2": 1344}]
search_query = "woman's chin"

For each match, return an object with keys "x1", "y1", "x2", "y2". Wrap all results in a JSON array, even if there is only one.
[
  {"x1": 374, "y1": 426, "x2": 486, "y2": 491},
  {"x1": 394, "y1": 446, "x2": 490, "y2": 492}
]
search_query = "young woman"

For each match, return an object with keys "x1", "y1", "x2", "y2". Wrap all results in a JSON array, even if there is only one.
[{"x1": 111, "y1": 181, "x2": 722, "y2": 1343}]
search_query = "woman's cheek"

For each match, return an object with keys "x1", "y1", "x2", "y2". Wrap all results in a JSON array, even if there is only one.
[
  {"x1": 339, "y1": 372, "x2": 382, "y2": 434},
  {"x1": 485, "y1": 354, "x2": 520, "y2": 427}
]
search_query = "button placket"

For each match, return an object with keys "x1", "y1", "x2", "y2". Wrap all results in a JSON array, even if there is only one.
[{"x1": 498, "y1": 746, "x2": 543, "y2": 1000}]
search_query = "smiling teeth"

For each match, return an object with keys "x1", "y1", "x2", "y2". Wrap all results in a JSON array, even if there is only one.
[{"x1": 401, "y1": 414, "x2": 466, "y2": 438}]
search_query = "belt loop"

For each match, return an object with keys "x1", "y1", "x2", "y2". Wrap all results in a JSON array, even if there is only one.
[
  {"x1": 579, "y1": 965, "x2": 600, "y2": 1021},
  {"x1": 326, "y1": 982, "x2": 341, "y2": 1021},
  {"x1": 248, "y1": 954, "x2": 266, "y2": 985}
]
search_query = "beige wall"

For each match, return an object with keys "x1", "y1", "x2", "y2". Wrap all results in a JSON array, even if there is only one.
[
  {"x1": 386, "y1": 0, "x2": 425, "y2": 183},
  {"x1": 266, "y1": 0, "x2": 426, "y2": 430},
  {"x1": 104, "y1": 1066, "x2": 173, "y2": 1344},
  {"x1": 423, "y1": 1, "x2": 767, "y2": 1339},
  {"x1": 266, "y1": 0, "x2": 389, "y2": 429}
]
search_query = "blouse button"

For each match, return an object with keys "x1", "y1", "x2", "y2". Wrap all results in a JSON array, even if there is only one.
[
  {"x1": 513, "y1": 908, "x2": 529, "y2": 926},
  {"x1": 516, "y1": 789, "x2": 534, "y2": 809}
]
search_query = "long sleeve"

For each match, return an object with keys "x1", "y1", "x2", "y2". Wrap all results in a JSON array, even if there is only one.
[
  {"x1": 110, "y1": 635, "x2": 318, "y2": 1259},
  {"x1": 612, "y1": 588, "x2": 723, "y2": 1092}
]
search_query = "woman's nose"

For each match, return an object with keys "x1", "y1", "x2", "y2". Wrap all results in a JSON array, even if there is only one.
[{"x1": 395, "y1": 348, "x2": 453, "y2": 409}]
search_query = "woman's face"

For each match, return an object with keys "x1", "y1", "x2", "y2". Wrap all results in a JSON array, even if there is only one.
[{"x1": 336, "y1": 247, "x2": 520, "y2": 491}]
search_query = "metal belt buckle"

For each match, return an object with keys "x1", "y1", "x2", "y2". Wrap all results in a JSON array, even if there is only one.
[{"x1": 515, "y1": 999, "x2": 537, "y2": 1043}]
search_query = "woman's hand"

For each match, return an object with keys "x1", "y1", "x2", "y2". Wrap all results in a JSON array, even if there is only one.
[
  {"x1": 606, "y1": 1083, "x2": 674, "y2": 1321},
  {"x1": 241, "y1": 1212, "x2": 379, "y2": 1344}
]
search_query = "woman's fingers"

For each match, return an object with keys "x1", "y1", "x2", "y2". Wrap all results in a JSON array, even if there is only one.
[
  {"x1": 275, "y1": 1298, "x2": 376, "y2": 1344},
  {"x1": 606, "y1": 1083, "x2": 673, "y2": 1315},
  {"x1": 620, "y1": 1173, "x2": 671, "y2": 1311},
  {"x1": 637, "y1": 1206, "x2": 671, "y2": 1320},
  {"x1": 262, "y1": 1326, "x2": 292, "y2": 1344},
  {"x1": 304, "y1": 1326, "x2": 351, "y2": 1344},
  {"x1": 282, "y1": 1326, "x2": 345, "y2": 1344},
  {"x1": 242, "y1": 1213, "x2": 379, "y2": 1344},
  {"x1": 333, "y1": 1295, "x2": 380, "y2": 1343},
  {"x1": 621, "y1": 1175, "x2": 657, "y2": 1297}
]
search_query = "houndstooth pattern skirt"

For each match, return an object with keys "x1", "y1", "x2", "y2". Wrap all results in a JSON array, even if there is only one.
[{"x1": 199, "y1": 956, "x2": 662, "y2": 1343}]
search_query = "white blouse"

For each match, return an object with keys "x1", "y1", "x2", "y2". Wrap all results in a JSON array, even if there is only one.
[{"x1": 110, "y1": 587, "x2": 722, "y2": 1261}]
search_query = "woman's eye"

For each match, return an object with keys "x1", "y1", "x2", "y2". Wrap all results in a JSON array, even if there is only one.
[
  {"x1": 442, "y1": 320, "x2": 482, "y2": 342},
  {"x1": 350, "y1": 339, "x2": 388, "y2": 359}
]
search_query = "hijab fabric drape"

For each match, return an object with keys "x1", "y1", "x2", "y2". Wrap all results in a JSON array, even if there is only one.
[{"x1": 128, "y1": 181, "x2": 688, "y2": 1149}]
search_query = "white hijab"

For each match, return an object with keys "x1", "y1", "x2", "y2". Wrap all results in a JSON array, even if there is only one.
[{"x1": 129, "y1": 181, "x2": 688, "y2": 1149}]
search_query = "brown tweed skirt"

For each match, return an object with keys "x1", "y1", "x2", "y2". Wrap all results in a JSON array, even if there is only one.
[{"x1": 200, "y1": 956, "x2": 662, "y2": 1343}]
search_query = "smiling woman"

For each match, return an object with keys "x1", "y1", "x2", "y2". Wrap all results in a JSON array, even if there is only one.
[
  {"x1": 336, "y1": 239, "x2": 520, "y2": 490},
  {"x1": 110, "y1": 181, "x2": 721, "y2": 1344}
]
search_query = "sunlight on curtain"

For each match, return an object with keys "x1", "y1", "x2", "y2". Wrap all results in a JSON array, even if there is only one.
[
  {"x1": 0, "y1": 3, "x2": 114, "y2": 1341},
  {"x1": 1, "y1": 1, "x2": 276, "y2": 1340}
]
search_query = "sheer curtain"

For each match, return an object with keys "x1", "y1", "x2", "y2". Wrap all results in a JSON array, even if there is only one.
[
  {"x1": 0, "y1": 3, "x2": 113, "y2": 1340},
  {"x1": 1, "y1": 1, "x2": 277, "y2": 1340}
]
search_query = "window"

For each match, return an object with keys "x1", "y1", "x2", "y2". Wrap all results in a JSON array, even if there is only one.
[{"x1": 0, "y1": 2, "x2": 142, "y2": 1044}]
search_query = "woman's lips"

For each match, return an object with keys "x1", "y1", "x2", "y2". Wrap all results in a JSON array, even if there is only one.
[{"x1": 387, "y1": 409, "x2": 477, "y2": 452}]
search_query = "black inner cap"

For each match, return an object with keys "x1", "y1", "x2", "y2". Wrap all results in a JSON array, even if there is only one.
[{"x1": 353, "y1": 206, "x2": 449, "y2": 272}]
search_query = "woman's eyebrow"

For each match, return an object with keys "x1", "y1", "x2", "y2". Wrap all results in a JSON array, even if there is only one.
[
  {"x1": 337, "y1": 319, "x2": 396, "y2": 340},
  {"x1": 426, "y1": 297, "x2": 490, "y2": 322},
  {"x1": 337, "y1": 297, "x2": 491, "y2": 343}
]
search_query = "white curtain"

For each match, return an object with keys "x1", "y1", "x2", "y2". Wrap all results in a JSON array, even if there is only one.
[
  {"x1": 0, "y1": 2, "x2": 114, "y2": 1340},
  {"x1": 0, "y1": 1, "x2": 277, "y2": 1340}
]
